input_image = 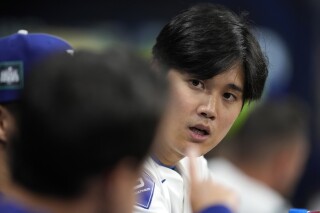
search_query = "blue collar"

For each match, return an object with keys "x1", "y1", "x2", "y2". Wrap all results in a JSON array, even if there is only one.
[{"x1": 151, "y1": 155, "x2": 176, "y2": 170}]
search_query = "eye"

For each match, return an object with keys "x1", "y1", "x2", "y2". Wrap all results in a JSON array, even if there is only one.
[
  {"x1": 223, "y1": 92, "x2": 236, "y2": 102},
  {"x1": 189, "y1": 79, "x2": 205, "y2": 90}
]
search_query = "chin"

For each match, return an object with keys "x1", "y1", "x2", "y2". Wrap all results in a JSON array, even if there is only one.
[{"x1": 178, "y1": 144, "x2": 207, "y2": 157}]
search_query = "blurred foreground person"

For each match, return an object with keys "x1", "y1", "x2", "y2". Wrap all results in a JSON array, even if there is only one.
[
  {"x1": 208, "y1": 98, "x2": 310, "y2": 213},
  {"x1": 0, "y1": 30, "x2": 73, "y2": 194},
  {"x1": 0, "y1": 49, "x2": 167, "y2": 213}
]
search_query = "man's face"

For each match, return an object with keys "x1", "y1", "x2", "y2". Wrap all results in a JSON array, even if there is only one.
[{"x1": 153, "y1": 63, "x2": 244, "y2": 165}]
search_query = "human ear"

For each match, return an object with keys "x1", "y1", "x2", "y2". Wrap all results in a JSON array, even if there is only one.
[{"x1": 0, "y1": 106, "x2": 15, "y2": 146}]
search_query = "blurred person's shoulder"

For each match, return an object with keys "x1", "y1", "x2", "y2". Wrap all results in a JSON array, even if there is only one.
[{"x1": 0, "y1": 195, "x2": 42, "y2": 213}]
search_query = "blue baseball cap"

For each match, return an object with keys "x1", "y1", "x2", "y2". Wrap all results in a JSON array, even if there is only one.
[{"x1": 0, "y1": 30, "x2": 73, "y2": 103}]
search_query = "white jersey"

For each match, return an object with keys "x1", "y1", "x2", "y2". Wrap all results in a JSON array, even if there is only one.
[{"x1": 134, "y1": 156, "x2": 210, "y2": 213}]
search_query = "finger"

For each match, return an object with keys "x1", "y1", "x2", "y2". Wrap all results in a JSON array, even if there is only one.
[{"x1": 186, "y1": 147, "x2": 200, "y2": 183}]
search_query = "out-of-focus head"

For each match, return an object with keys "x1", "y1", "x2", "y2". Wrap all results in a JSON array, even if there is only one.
[
  {"x1": 0, "y1": 30, "x2": 73, "y2": 188},
  {"x1": 222, "y1": 97, "x2": 310, "y2": 197},
  {"x1": 226, "y1": 98, "x2": 309, "y2": 159},
  {"x1": 9, "y1": 48, "x2": 167, "y2": 213}
]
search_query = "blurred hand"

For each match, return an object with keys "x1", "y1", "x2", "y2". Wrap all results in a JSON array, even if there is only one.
[{"x1": 187, "y1": 148, "x2": 239, "y2": 213}]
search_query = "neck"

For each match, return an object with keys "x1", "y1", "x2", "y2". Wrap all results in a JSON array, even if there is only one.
[
  {"x1": 152, "y1": 142, "x2": 184, "y2": 167},
  {"x1": 0, "y1": 146, "x2": 10, "y2": 193},
  {"x1": 151, "y1": 155, "x2": 176, "y2": 169}
]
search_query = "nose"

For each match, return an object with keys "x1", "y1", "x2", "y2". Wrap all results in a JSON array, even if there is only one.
[{"x1": 197, "y1": 96, "x2": 217, "y2": 120}]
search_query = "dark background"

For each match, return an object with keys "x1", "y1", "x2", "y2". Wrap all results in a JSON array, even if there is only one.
[{"x1": 2, "y1": 0, "x2": 320, "y2": 209}]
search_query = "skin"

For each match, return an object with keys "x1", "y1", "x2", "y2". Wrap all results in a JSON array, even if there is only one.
[
  {"x1": 0, "y1": 105, "x2": 17, "y2": 193},
  {"x1": 153, "y1": 63, "x2": 245, "y2": 166}
]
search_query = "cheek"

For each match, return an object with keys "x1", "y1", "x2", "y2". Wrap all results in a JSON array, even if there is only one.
[
  {"x1": 169, "y1": 85, "x2": 194, "y2": 111},
  {"x1": 227, "y1": 111, "x2": 241, "y2": 128},
  {"x1": 218, "y1": 108, "x2": 241, "y2": 137},
  {"x1": 163, "y1": 89, "x2": 195, "y2": 126}
]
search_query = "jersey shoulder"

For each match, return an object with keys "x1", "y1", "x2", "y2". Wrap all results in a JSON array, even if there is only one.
[
  {"x1": 134, "y1": 158, "x2": 170, "y2": 212},
  {"x1": 135, "y1": 172, "x2": 155, "y2": 209}
]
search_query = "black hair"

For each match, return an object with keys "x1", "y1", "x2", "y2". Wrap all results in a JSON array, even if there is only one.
[
  {"x1": 0, "y1": 101, "x2": 20, "y2": 120},
  {"x1": 9, "y1": 48, "x2": 167, "y2": 198},
  {"x1": 153, "y1": 3, "x2": 268, "y2": 102}
]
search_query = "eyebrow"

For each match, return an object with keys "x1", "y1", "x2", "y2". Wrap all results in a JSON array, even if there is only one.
[{"x1": 228, "y1": 83, "x2": 243, "y2": 93}]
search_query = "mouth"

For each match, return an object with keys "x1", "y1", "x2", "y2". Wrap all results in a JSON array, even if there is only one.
[
  {"x1": 188, "y1": 125, "x2": 210, "y2": 142},
  {"x1": 189, "y1": 127, "x2": 209, "y2": 136}
]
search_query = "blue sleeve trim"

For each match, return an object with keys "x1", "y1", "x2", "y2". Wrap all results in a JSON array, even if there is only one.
[
  {"x1": 200, "y1": 205, "x2": 232, "y2": 213},
  {"x1": 289, "y1": 209, "x2": 308, "y2": 213}
]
